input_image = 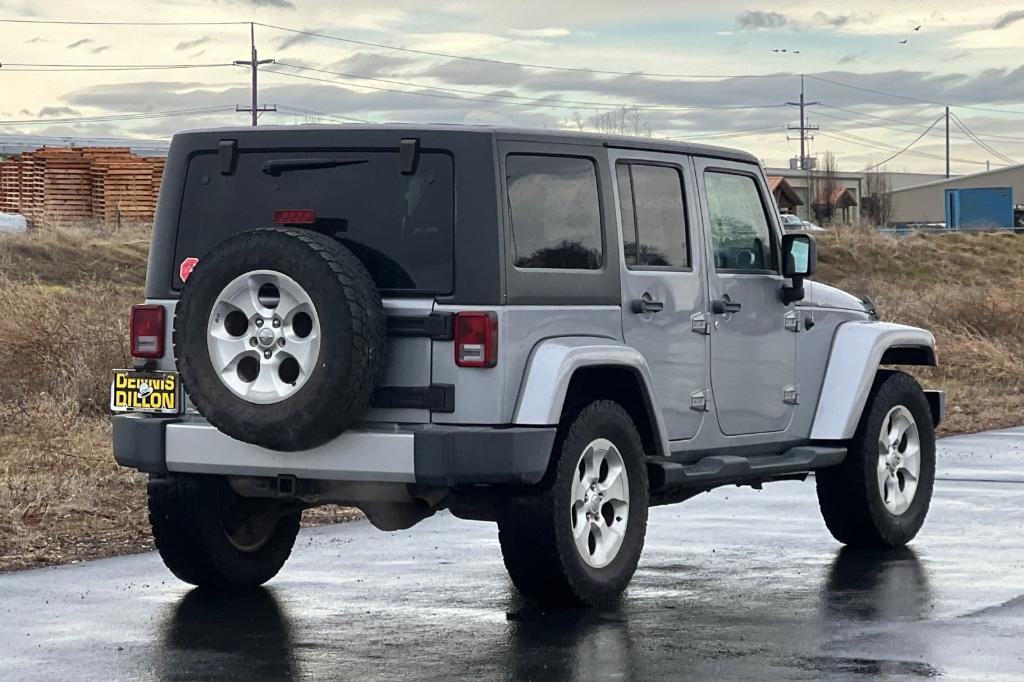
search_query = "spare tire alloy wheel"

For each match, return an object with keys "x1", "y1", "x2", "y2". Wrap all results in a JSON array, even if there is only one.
[
  {"x1": 208, "y1": 270, "x2": 321, "y2": 403},
  {"x1": 572, "y1": 438, "x2": 630, "y2": 568},
  {"x1": 174, "y1": 228, "x2": 386, "y2": 452}
]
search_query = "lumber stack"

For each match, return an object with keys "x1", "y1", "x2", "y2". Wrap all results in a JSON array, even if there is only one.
[
  {"x1": 0, "y1": 159, "x2": 19, "y2": 213},
  {"x1": 0, "y1": 145, "x2": 167, "y2": 226}
]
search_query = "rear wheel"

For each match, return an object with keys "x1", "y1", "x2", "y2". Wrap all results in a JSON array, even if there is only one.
[
  {"x1": 497, "y1": 401, "x2": 649, "y2": 606},
  {"x1": 816, "y1": 371, "x2": 936, "y2": 548},
  {"x1": 148, "y1": 475, "x2": 301, "y2": 588}
]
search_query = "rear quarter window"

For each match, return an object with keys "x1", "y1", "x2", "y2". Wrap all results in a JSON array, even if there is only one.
[{"x1": 506, "y1": 154, "x2": 603, "y2": 270}]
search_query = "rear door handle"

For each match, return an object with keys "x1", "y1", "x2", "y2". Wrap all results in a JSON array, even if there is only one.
[
  {"x1": 711, "y1": 294, "x2": 742, "y2": 315},
  {"x1": 631, "y1": 292, "x2": 665, "y2": 314}
]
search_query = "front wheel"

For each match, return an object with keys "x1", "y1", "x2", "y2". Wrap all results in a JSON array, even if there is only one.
[
  {"x1": 816, "y1": 371, "x2": 936, "y2": 548},
  {"x1": 497, "y1": 400, "x2": 649, "y2": 606},
  {"x1": 148, "y1": 475, "x2": 301, "y2": 588}
]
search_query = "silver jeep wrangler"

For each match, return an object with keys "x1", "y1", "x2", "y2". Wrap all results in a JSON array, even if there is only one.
[{"x1": 113, "y1": 125, "x2": 942, "y2": 606}]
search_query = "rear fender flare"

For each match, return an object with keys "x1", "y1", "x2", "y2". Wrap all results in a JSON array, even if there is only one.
[
  {"x1": 810, "y1": 321, "x2": 937, "y2": 440},
  {"x1": 512, "y1": 338, "x2": 670, "y2": 458}
]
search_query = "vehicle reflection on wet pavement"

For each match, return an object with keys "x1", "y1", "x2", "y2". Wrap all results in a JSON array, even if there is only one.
[{"x1": 3, "y1": 427, "x2": 1024, "y2": 680}]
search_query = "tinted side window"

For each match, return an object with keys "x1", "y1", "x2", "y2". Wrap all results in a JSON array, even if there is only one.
[
  {"x1": 616, "y1": 162, "x2": 688, "y2": 268},
  {"x1": 704, "y1": 172, "x2": 774, "y2": 271},
  {"x1": 507, "y1": 155, "x2": 602, "y2": 270},
  {"x1": 615, "y1": 164, "x2": 638, "y2": 266}
]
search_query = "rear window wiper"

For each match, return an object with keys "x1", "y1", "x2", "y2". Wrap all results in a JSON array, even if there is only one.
[{"x1": 262, "y1": 158, "x2": 368, "y2": 176}]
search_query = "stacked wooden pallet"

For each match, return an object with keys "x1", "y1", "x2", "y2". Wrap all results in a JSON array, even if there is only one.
[
  {"x1": 0, "y1": 159, "x2": 19, "y2": 213},
  {"x1": 0, "y1": 146, "x2": 167, "y2": 226},
  {"x1": 91, "y1": 159, "x2": 159, "y2": 224},
  {"x1": 39, "y1": 151, "x2": 94, "y2": 223}
]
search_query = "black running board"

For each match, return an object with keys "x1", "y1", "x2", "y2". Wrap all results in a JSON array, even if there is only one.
[{"x1": 648, "y1": 446, "x2": 846, "y2": 493}]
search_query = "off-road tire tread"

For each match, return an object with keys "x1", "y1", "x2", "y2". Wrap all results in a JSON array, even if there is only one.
[
  {"x1": 497, "y1": 400, "x2": 649, "y2": 606},
  {"x1": 816, "y1": 370, "x2": 936, "y2": 548},
  {"x1": 148, "y1": 475, "x2": 301, "y2": 588}
]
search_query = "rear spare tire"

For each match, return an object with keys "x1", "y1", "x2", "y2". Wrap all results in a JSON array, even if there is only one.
[{"x1": 174, "y1": 228, "x2": 386, "y2": 451}]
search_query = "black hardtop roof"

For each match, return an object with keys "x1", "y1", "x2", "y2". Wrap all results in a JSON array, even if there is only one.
[{"x1": 174, "y1": 123, "x2": 760, "y2": 164}]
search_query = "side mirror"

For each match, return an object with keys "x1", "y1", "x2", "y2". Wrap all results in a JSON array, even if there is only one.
[{"x1": 781, "y1": 233, "x2": 816, "y2": 303}]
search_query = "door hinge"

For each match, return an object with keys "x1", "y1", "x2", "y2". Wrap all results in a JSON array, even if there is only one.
[
  {"x1": 690, "y1": 390, "x2": 708, "y2": 412},
  {"x1": 783, "y1": 385, "x2": 800, "y2": 405},
  {"x1": 691, "y1": 312, "x2": 710, "y2": 335},
  {"x1": 784, "y1": 310, "x2": 800, "y2": 333}
]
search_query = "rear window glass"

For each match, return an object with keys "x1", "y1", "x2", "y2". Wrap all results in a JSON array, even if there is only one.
[
  {"x1": 506, "y1": 155, "x2": 603, "y2": 270},
  {"x1": 174, "y1": 150, "x2": 454, "y2": 294}
]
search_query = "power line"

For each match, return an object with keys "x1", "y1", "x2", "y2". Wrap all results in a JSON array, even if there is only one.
[
  {"x1": 0, "y1": 62, "x2": 235, "y2": 72},
  {"x1": 818, "y1": 126, "x2": 963, "y2": 162},
  {"x1": 0, "y1": 106, "x2": 236, "y2": 126},
  {"x1": 257, "y1": 23, "x2": 797, "y2": 80},
  {"x1": 0, "y1": 18, "x2": 248, "y2": 26},
  {"x1": 949, "y1": 111, "x2": 1018, "y2": 165},
  {"x1": 806, "y1": 75, "x2": 1024, "y2": 116},
  {"x1": 270, "y1": 61, "x2": 788, "y2": 112},
  {"x1": 273, "y1": 105, "x2": 375, "y2": 124}
]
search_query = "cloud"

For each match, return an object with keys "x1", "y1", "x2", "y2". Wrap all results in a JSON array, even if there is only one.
[
  {"x1": 329, "y1": 52, "x2": 415, "y2": 77},
  {"x1": 174, "y1": 36, "x2": 211, "y2": 51},
  {"x1": 218, "y1": 0, "x2": 294, "y2": 7},
  {"x1": 277, "y1": 31, "x2": 318, "y2": 50},
  {"x1": 38, "y1": 106, "x2": 82, "y2": 117},
  {"x1": 812, "y1": 12, "x2": 853, "y2": 28},
  {"x1": 507, "y1": 27, "x2": 571, "y2": 38},
  {"x1": 66, "y1": 38, "x2": 94, "y2": 49},
  {"x1": 736, "y1": 10, "x2": 788, "y2": 30},
  {"x1": 838, "y1": 51, "x2": 868, "y2": 65},
  {"x1": 993, "y1": 10, "x2": 1024, "y2": 30}
]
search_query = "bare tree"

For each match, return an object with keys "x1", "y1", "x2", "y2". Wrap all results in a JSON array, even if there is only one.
[
  {"x1": 568, "y1": 106, "x2": 653, "y2": 137},
  {"x1": 819, "y1": 151, "x2": 838, "y2": 225},
  {"x1": 862, "y1": 166, "x2": 893, "y2": 227}
]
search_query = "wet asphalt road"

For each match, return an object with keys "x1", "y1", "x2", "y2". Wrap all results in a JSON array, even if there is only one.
[{"x1": 3, "y1": 427, "x2": 1024, "y2": 681}]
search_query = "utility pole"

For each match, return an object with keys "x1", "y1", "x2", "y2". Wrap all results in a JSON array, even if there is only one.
[
  {"x1": 945, "y1": 106, "x2": 950, "y2": 178},
  {"x1": 787, "y1": 75, "x2": 820, "y2": 170},
  {"x1": 234, "y1": 22, "x2": 276, "y2": 126}
]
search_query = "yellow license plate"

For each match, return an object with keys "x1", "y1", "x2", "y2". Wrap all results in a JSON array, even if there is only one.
[{"x1": 110, "y1": 370, "x2": 182, "y2": 415}]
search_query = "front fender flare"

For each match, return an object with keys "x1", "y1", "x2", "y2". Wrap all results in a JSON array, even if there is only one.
[
  {"x1": 810, "y1": 321, "x2": 936, "y2": 440},
  {"x1": 512, "y1": 338, "x2": 670, "y2": 458}
]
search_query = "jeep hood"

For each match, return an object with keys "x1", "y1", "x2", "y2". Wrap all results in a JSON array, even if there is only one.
[{"x1": 801, "y1": 281, "x2": 870, "y2": 312}]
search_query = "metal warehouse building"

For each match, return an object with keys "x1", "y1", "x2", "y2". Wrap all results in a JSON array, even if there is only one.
[{"x1": 890, "y1": 164, "x2": 1024, "y2": 224}]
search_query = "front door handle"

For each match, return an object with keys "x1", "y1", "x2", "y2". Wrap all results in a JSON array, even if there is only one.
[
  {"x1": 711, "y1": 294, "x2": 742, "y2": 315},
  {"x1": 631, "y1": 292, "x2": 665, "y2": 314}
]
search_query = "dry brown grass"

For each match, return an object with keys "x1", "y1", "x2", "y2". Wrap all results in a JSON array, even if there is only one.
[
  {"x1": 1, "y1": 225, "x2": 1022, "y2": 571},
  {"x1": 815, "y1": 227, "x2": 1024, "y2": 436}
]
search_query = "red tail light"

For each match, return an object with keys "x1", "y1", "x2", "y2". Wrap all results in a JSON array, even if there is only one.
[
  {"x1": 130, "y1": 304, "x2": 165, "y2": 358},
  {"x1": 454, "y1": 312, "x2": 498, "y2": 368},
  {"x1": 273, "y1": 209, "x2": 317, "y2": 225}
]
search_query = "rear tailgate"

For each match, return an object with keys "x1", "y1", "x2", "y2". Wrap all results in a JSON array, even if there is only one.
[{"x1": 173, "y1": 145, "x2": 456, "y2": 425}]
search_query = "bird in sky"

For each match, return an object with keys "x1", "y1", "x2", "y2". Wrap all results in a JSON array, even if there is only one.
[
  {"x1": 899, "y1": 39, "x2": 909, "y2": 44},
  {"x1": 914, "y1": 25, "x2": 922, "y2": 31}
]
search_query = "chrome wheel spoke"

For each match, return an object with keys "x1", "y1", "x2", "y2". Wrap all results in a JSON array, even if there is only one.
[
  {"x1": 207, "y1": 270, "x2": 321, "y2": 404},
  {"x1": 601, "y1": 466, "x2": 627, "y2": 504},
  {"x1": 568, "y1": 438, "x2": 630, "y2": 569},
  {"x1": 876, "y1": 405, "x2": 922, "y2": 517}
]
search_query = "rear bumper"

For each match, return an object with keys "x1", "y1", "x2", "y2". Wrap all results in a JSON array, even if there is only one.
[{"x1": 112, "y1": 414, "x2": 555, "y2": 487}]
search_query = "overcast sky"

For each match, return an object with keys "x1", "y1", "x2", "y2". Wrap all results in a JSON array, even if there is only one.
[{"x1": 1, "y1": 0, "x2": 1023, "y2": 173}]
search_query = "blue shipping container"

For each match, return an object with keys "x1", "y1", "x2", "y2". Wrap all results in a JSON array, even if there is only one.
[{"x1": 945, "y1": 187, "x2": 1014, "y2": 229}]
